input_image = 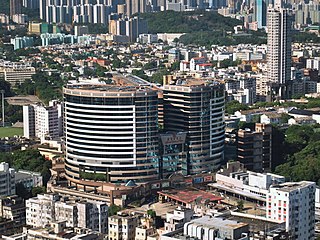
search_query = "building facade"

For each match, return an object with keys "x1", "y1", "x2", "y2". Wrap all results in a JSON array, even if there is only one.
[
  {"x1": 63, "y1": 84, "x2": 159, "y2": 185},
  {"x1": 23, "y1": 100, "x2": 63, "y2": 142},
  {"x1": 159, "y1": 132, "x2": 187, "y2": 178},
  {"x1": 163, "y1": 81, "x2": 225, "y2": 175},
  {"x1": 266, "y1": 7, "x2": 292, "y2": 99},
  {"x1": 26, "y1": 194, "x2": 108, "y2": 233},
  {"x1": 0, "y1": 163, "x2": 15, "y2": 197},
  {"x1": 108, "y1": 212, "x2": 139, "y2": 240},
  {"x1": 0, "y1": 63, "x2": 35, "y2": 86},
  {"x1": 237, "y1": 123, "x2": 272, "y2": 172},
  {"x1": 10, "y1": 0, "x2": 22, "y2": 18},
  {"x1": 267, "y1": 181, "x2": 315, "y2": 240}
]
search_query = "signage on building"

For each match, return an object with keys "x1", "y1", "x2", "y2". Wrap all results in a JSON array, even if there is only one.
[
  {"x1": 204, "y1": 175, "x2": 213, "y2": 182},
  {"x1": 160, "y1": 132, "x2": 187, "y2": 145},
  {"x1": 193, "y1": 177, "x2": 204, "y2": 184}
]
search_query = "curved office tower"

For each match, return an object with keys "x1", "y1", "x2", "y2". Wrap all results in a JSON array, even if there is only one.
[
  {"x1": 63, "y1": 85, "x2": 159, "y2": 186},
  {"x1": 163, "y1": 81, "x2": 225, "y2": 175}
]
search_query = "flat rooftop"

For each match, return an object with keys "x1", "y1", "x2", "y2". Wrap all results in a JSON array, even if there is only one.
[
  {"x1": 190, "y1": 215, "x2": 248, "y2": 229},
  {"x1": 165, "y1": 78, "x2": 223, "y2": 87},
  {"x1": 6, "y1": 95, "x2": 42, "y2": 106},
  {"x1": 158, "y1": 188, "x2": 223, "y2": 205},
  {"x1": 270, "y1": 181, "x2": 315, "y2": 192},
  {"x1": 64, "y1": 74, "x2": 157, "y2": 96},
  {"x1": 228, "y1": 215, "x2": 283, "y2": 233},
  {"x1": 15, "y1": 170, "x2": 41, "y2": 181}
]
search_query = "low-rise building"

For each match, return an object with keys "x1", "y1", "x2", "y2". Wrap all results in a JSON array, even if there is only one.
[
  {"x1": 26, "y1": 194, "x2": 108, "y2": 233},
  {"x1": 135, "y1": 217, "x2": 156, "y2": 240},
  {"x1": 0, "y1": 62, "x2": 35, "y2": 86},
  {"x1": 3, "y1": 221, "x2": 103, "y2": 240},
  {"x1": 161, "y1": 216, "x2": 249, "y2": 240},
  {"x1": 0, "y1": 195, "x2": 26, "y2": 227},
  {"x1": 108, "y1": 212, "x2": 140, "y2": 240},
  {"x1": 210, "y1": 161, "x2": 285, "y2": 203},
  {"x1": 164, "y1": 207, "x2": 194, "y2": 232},
  {"x1": 15, "y1": 170, "x2": 43, "y2": 191}
]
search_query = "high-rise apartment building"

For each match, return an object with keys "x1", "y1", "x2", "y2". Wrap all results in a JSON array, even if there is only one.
[
  {"x1": 125, "y1": 0, "x2": 147, "y2": 16},
  {"x1": 23, "y1": 0, "x2": 40, "y2": 9},
  {"x1": 237, "y1": 123, "x2": 272, "y2": 172},
  {"x1": 40, "y1": 0, "x2": 111, "y2": 24},
  {"x1": 267, "y1": 181, "x2": 315, "y2": 240},
  {"x1": 255, "y1": 123, "x2": 272, "y2": 171},
  {"x1": 23, "y1": 100, "x2": 63, "y2": 142},
  {"x1": 63, "y1": 84, "x2": 159, "y2": 186},
  {"x1": 11, "y1": 36, "x2": 34, "y2": 50},
  {"x1": 255, "y1": 0, "x2": 267, "y2": 28},
  {"x1": 163, "y1": 79, "x2": 225, "y2": 175},
  {"x1": 10, "y1": 0, "x2": 22, "y2": 18},
  {"x1": 266, "y1": 7, "x2": 292, "y2": 99},
  {"x1": 237, "y1": 128, "x2": 263, "y2": 171},
  {"x1": 109, "y1": 17, "x2": 148, "y2": 42}
]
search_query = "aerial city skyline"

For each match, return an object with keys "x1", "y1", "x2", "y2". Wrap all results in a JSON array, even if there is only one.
[{"x1": 0, "y1": 0, "x2": 319, "y2": 238}]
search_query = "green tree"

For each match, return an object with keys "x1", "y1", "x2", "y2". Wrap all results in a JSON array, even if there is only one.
[
  {"x1": 147, "y1": 209, "x2": 157, "y2": 218},
  {"x1": 225, "y1": 100, "x2": 249, "y2": 115},
  {"x1": 237, "y1": 200, "x2": 244, "y2": 212},
  {"x1": 170, "y1": 62, "x2": 180, "y2": 71},
  {"x1": 132, "y1": 69, "x2": 149, "y2": 80},
  {"x1": 108, "y1": 205, "x2": 122, "y2": 216},
  {"x1": 16, "y1": 183, "x2": 32, "y2": 200},
  {"x1": 2, "y1": 149, "x2": 52, "y2": 186},
  {"x1": 150, "y1": 69, "x2": 170, "y2": 84},
  {"x1": 285, "y1": 125, "x2": 314, "y2": 153},
  {"x1": 32, "y1": 186, "x2": 46, "y2": 197},
  {"x1": 279, "y1": 113, "x2": 291, "y2": 124}
]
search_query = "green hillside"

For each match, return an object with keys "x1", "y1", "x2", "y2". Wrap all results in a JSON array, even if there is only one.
[
  {"x1": 141, "y1": 10, "x2": 242, "y2": 34},
  {"x1": 140, "y1": 10, "x2": 267, "y2": 46}
]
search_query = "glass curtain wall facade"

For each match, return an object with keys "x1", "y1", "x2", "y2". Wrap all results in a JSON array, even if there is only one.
[
  {"x1": 63, "y1": 85, "x2": 159, "y2": 185},
  {"x1": 163, "y1": 83, "x2": 225, "y2": 175}
]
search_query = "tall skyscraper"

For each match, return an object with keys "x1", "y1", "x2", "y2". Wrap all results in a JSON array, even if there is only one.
[
  {"x1": 255, "y1": 0, "x2": 267, "y2": 28},
  {"x1": 266, "y1": 7, "x2": 292, "y2": 99},
  {"x1": 163, "y1": 80, "x2": 225, "y2": 175},
  {"x1": 125, "y1": 0, "x2": 147, "y2": 16},
  {"x1": 10, "y1": 0, "x2": 22, "y2": 18},
  {"x1": 63, "y1": 84, "x2": 159, "y2": 187},
  {"x1": 109, "y1": 16, "x2": 148, "y2": 42}
]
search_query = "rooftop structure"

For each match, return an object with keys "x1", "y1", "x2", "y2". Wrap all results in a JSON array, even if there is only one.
[
  {"x1": 210, "y1": 161, "x2": 285, "y2": 202},
  {"x1": 158, "y1": 188, "x2": 223, "y2": 208}
]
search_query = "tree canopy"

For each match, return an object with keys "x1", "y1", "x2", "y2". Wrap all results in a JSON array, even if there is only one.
[
  {"x1": 274, "y1": 125, "x2": 320, "y2": 185},
  {"x1": 16, "y1": 71, "x2": 64, "y2": 104},
  {"x1": 140, "y1": 10, "x2": 267, "y2": 46},
  {"x1": 0, "y1": 149, "x2": 52, "y2": 186},
  {"x1": 225, "y1": 100, "x2": 249, "y2": 115}
]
